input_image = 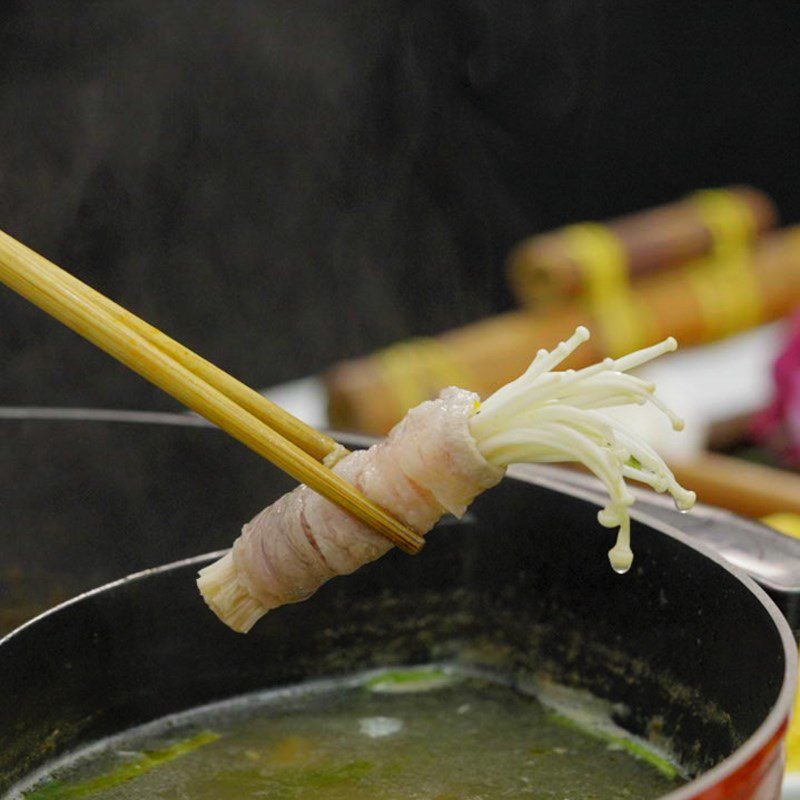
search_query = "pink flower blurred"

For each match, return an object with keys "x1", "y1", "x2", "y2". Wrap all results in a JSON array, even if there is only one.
[{"x1": 751, "y1": 311, "x2": 800, "y2": 465}]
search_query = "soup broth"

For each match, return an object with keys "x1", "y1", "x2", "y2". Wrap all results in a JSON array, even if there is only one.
[{"x1": 17, "y1": 668, "x2": 684, "y2": 800}]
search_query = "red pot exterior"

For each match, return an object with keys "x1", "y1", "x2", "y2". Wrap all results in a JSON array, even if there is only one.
[{"x1": 688, "y1": 719, "x2": 788, "y2": 800}]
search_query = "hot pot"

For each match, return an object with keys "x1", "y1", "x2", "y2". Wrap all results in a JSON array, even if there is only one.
[{"x1": 0, "y1": 409, "x2": 797, "y2": 799}]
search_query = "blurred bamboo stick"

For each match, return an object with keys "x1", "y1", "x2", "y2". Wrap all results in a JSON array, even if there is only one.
[
  {"x1": 507, "y1": 186, "x2": 777, "y2": 306},
  {"x1": 671, "y1": 453, "x2": 800, "y2": 518},
  {"x1": 327, "y1": 226, "x2": 800, "y2": 435}
]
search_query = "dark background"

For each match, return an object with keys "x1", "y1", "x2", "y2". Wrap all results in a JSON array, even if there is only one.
[{"x1": 1, "y1": 0, "x2": 799, "y2": 409}]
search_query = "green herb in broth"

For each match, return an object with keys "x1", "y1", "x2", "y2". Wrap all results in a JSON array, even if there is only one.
[
  {"x1": 547, "y1": 714, "x2": 679, "y2": 780},
  {"x1": 20, "y1": 669, "x2": 684, "y2": 800},
  {"x1": 24, "y1": 731, "x2": 219, "y2": 799},
  {"x1": 364, "y1": 666, "x2": 459, "y2": 693}
]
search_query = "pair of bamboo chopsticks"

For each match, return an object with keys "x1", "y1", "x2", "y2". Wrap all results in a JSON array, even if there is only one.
[{"x1": 0, "y1": 229, "x2": 425, "y2": 555}]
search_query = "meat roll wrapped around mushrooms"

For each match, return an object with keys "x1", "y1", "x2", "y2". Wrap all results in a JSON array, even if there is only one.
[{"x1": 198, "y1": 328, "x2": 695, "y2": 632}]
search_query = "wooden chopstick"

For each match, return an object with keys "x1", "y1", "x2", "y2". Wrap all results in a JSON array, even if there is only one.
[
  {"x1": 0, "y1": 228, "x2": 425, "y2": 555},
  {"x1": 5, "y1": 235, "x2": 338, "y2": 463}
]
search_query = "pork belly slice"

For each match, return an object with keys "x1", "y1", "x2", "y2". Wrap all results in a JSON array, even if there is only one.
[{"x1": 197, "y1": 387, "x2": 503, "y2": 633}]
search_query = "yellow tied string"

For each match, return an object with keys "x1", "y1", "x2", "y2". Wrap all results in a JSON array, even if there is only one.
[
  {"x1": 684, "y1": 189, "x2": 764, "y2": 339},
  {"x1": 563, "y1": 222, "x2": 653, "y2": 357},
  {"x1": 377, "y1": 337, "x2": 473, "y2": 419}
]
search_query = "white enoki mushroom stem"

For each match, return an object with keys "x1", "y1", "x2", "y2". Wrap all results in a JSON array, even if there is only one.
[{"x1": 470, "y1": 327, "x2": 696, "y2": 573}]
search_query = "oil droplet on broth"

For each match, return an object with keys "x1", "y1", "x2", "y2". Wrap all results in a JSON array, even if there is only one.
[{"x1": 359, "y1": 717, "x2": 403, "y2": 738}]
